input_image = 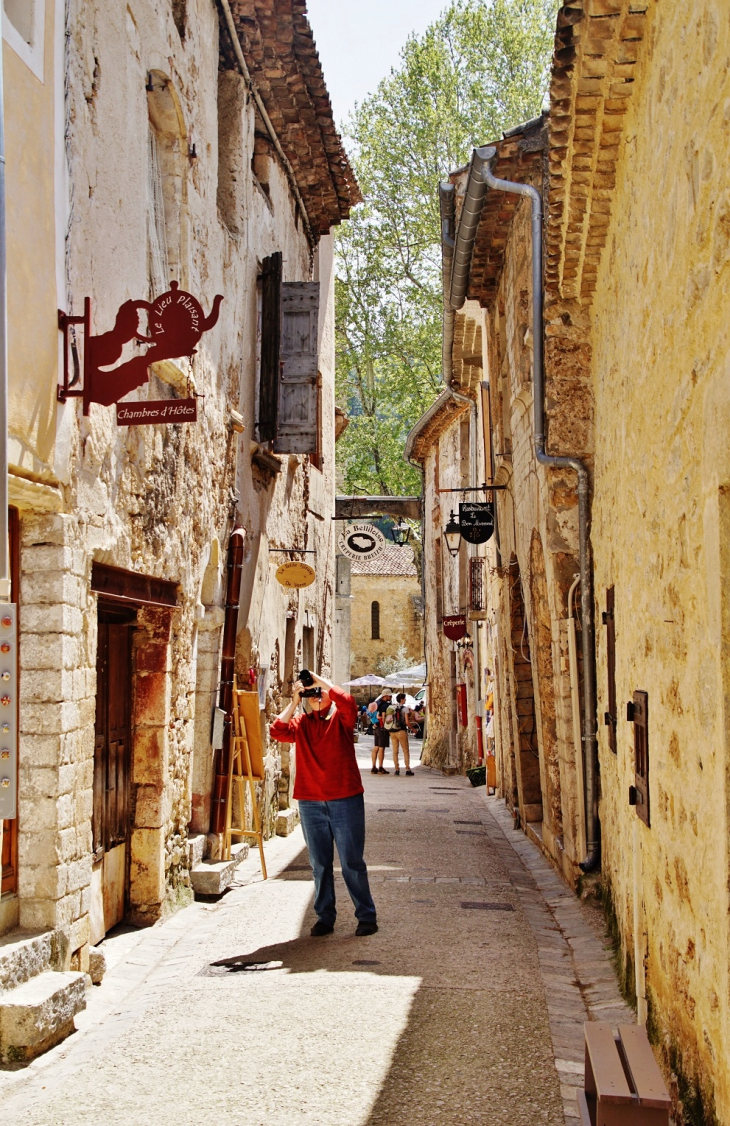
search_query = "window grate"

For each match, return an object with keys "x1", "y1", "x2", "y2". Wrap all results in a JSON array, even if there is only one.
[{"x1": 469, "y1": 558, "x2": 485, "y2": 612}]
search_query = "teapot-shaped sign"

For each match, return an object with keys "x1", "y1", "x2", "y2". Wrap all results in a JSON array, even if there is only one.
[{"x1": 58, "y1": 282, "x2": 224, "y2": 414}]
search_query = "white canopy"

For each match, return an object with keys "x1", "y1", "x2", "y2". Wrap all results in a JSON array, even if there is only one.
[
  {"x1": 382, "y1": 662, "x2": 426, "y2": 687},
  {"x1": 343, "y1": 674, "x2": 388, "y2": 686}
]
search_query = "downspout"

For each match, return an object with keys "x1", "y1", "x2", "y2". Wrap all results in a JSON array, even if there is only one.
[
  {"x1": 479, "y1": 146, "x2": 599, "y2": 871},
  {"x1": 217, "y1": 0, "x2": 316, "y2": 250},
  {"x1": 210, "y1": 525, "x2": 245, "y2": 837}
]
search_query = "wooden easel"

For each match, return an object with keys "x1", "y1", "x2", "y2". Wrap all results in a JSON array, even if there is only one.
[{"x1": 223, "y1": 678, "x2": 267, "y2": 879}]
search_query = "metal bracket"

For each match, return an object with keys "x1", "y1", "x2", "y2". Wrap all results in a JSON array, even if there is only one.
[{"x1": 58, "y1": 298, "x2": 91, "y2": 412}]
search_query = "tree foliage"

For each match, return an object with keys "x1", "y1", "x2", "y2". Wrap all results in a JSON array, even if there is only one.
[{"x1": 335, "y1": 0, "x2": 558, "y2": 497}]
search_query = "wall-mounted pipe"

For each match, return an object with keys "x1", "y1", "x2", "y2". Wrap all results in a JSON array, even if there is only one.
[
  {"x1": 479, "y1": 146, "x2": 599, "y2": 871},
  {"x1": 210, "y1": 525, "x2": 246, "y2": 836}
]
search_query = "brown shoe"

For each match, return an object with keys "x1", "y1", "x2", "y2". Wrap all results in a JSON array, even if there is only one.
[{"x1": 378, "y1": 767, "x2": 389, "y2": 774}]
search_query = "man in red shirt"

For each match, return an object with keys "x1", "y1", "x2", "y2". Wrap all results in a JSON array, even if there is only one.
[{"x1": 270, "y1": 671, "x2": 378, "y2": 938}]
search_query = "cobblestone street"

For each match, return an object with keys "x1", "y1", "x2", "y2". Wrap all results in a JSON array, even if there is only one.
[{"x1": 0, "y1": 743, "x2": 629, "y2": 1125}]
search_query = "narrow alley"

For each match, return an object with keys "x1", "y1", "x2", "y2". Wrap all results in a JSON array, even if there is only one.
[{"x1": 0, "y1": 742, "x2": 629, "y2": 1126}]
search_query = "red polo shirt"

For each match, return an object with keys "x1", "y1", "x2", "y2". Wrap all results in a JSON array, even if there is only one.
[{"x1": 269, "y1": 686, "x2": 362, "y2": 802}]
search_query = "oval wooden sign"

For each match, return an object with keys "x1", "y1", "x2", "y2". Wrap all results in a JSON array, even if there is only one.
[{"x1": 275, "y1": 561, "x2": 316, "y2": 589}]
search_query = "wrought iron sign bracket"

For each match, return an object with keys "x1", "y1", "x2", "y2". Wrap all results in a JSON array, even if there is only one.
[
  {"x1": 437, "y1": 483, "x2": 508, "y2": 493},
  {"x1": 58, "y1": 300, "x2": 91, "y2": 411}
]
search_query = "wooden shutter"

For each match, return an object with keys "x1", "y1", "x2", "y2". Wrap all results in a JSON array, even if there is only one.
[
  {"x1": 258, "y1": 252, "x2": 282, "y2": 443},
  {"x1": 602, "y1": 587, "x2": 617, "y2": 753},
  {"x1": 628, "y1": 690, "x2": 649, "y2": 827},
  {"x1": 273, "y1": 282, "x2": 320, "y2": 454}
]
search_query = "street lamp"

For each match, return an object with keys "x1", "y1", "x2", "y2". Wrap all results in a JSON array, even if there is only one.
[
  {"x1": 390, "y1": 520, "x2": 411, "y2": 547},
  {"x1": 444, "y1": 511, "x2": 462, "y2": 557}
]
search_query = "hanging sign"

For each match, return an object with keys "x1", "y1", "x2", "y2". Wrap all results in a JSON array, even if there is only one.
[
  {"x1": 58, "y1": 280, "x2": 223, "y2": 416},
  {"x1": 459, "y1": 502, "x2": 494, "y2": 544},
  {"x1": 443, "y1": 614, "x2": 468, "y2": 641},
  {"x1": 337, "y1": 523, "x2": 386, "y2": 563},
  {"x1": 116, "y1": 398, "x2": 198, "y2": 426},
  {"x1": 275, "y1": 561, "x2": 316, "y2": 589}
]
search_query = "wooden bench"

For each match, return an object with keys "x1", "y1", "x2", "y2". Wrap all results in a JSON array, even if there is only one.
[{"x1": 577, "y1": 1023, "x2": 671, "y2": 1126}]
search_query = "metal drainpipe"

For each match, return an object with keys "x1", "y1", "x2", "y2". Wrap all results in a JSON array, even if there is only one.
[
  {"x1": 480, "y1": 147, "x2": 599, "y2": 871},
  {"x1": 210, "y1": 525, "x2": 246, "y2": 837}
]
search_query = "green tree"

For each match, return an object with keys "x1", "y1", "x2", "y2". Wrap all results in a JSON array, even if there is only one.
[{"x1": 335, "y1": 0, "x2": 558, "y2": 498}]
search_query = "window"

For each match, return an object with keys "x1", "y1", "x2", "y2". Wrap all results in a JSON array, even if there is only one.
[
  {"x1": 256, "y1": 264, "x2": 321, "y2": 454},
  {"x1": 371, "y1": 601, "x2": 380, "y2": 641},
  {"x1": 469, "y1": 558, "x2": 485, "y2": 612},
  {"x1": 217, "y1": 71, "x2": 247, "y2": 235},
  {"x1": 146, "y1": 73, "x2": 185, "y2": 294},
  {"x1": 3, "y1": 0, "x2": 45, "y2": 80}
]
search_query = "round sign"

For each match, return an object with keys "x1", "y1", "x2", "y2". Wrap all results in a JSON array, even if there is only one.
[
  {"x1": 337, "y1": 523, "x2": 386, "y2": 562},
  {"x1": 275, "y1": 561, "x2": 316, "y2": 589}
]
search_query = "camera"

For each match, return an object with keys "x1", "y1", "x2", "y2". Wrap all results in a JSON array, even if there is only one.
[{"x1": 298, "y1": 669, "x2": 322, "y2": 699}]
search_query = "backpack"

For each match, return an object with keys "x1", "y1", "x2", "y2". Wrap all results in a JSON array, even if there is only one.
[{"x1": 383, "y1": 706, "x2": 396, "y2": 731}]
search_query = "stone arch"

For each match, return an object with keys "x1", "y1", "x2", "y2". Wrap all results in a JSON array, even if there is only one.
[
  {"x1": 507, "y1": 555, "x2": 543, "y2": 824},
  {"x1": 529, "y1": 530, "x2": 563, "y2": 839},
  {"x1": 146, "y1": 71, "x2": 188, "y2": 291}
]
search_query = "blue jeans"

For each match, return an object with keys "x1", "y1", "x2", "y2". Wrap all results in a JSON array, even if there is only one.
[{"x1": 298, "y1": 793, "x2": 377, "y2": 927}]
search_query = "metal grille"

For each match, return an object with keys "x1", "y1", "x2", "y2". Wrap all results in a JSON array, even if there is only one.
[{"x1": 469, "y1": 557, "x2": 485, "y2": 612}]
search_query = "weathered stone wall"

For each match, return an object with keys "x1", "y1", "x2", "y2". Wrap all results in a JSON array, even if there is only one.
[
  {"x1": 5, "y1": 0, "x2": 341, "y2": 961},
  {"x1": 587, "y1": 1, "x2": 730, "y2": 1115},
  {"x1": 349, "y1": 571, "x2": 423, "y2": 680},
  {"x1": 484, "y1": 187, "x2": 589, "y2": 883}
]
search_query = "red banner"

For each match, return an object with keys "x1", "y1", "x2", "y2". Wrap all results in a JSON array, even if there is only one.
[
  {"x1": 116, "y1": 398, "x2": 197, "y2": 426},
  {"x1": 443, "y1": 614, "x2": 467, "y2": 641}
]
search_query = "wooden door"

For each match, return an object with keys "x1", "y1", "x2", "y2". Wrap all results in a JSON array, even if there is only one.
[{"x1": 92, "y1": 613, "x2": 133, "y2": 939}]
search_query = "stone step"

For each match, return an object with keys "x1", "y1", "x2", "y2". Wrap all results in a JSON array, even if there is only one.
[
  {"x1": 0, "y1": 970, "x2": 87, "y2": 1063},
  {"x1": 187, "y1": 833, "x2": 206, "y2": 868},
  {"x1": 276, "y1": 807, "x2": 300, "y2": 836},
  {"x1": 0, "y1": 930, "x2": 56, "y2": 994},
  {"x1": 190, "y1": 841, "x2": 250, "y2": 898}
]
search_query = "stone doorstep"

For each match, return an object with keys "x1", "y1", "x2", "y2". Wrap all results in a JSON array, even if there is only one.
[
  {"x1": 0, "y1": 970, "x2": 87, "y2": 1064},
  {"x1": 187, "y1": 833, "x2": 206, "y2": 868},
  {"x1": 275, "y1": 807, "x2": 300, "y2": 837},
  {"x1": 190, "y1": 842, "x2": 250, "y2": 898},
  {"x1": 0, "y1": 930, "x2": 55, "y2": 994}
]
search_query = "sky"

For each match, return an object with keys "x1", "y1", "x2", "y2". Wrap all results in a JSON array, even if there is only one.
[{"x1": 306, "y1": 0, "x2": 449, "y2": 129}]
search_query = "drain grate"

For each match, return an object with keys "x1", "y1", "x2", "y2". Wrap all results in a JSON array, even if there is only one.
[
  {"x1": 429, "y1": 786, "x2": 460, "y2": 791},
  {"x1": 454, "y1": 820, "x2": 482, "y2": 825},
  {"x1": 352, "y1": 959, "x2": 380, "y2": 966},
  {"x1": 426, "y1": 807, "x2": 450, "y2": 812},
  {"x1": 456, "y1": 829, "x2": 487, "y2": 836},
  {"x1": 460, "y1": 901, "x2": 515, "y2": 911},
  {"x1": 378, "y1": 807, "x2": 406, "y2": 812}
]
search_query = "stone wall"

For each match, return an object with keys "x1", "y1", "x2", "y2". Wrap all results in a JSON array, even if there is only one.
[
  {"x1": 349, "y1": 571, "x2": 423, "y2": 680},
  {"x1": 586, "y1": 1, "x2": 730, "y2": 1115}
]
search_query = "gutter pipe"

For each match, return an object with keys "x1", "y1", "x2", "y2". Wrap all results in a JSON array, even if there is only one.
[
  {"x1": 478, "y1": 146, "x2": 599, "y2": 872},
  {"x1": 217, "y1": 0, "x2": 316, "y2": 250}
]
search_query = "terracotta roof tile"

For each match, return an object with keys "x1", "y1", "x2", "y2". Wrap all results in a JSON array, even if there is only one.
[{"x1": 350, "y1": 545, "x2": 418, "y2": 577}]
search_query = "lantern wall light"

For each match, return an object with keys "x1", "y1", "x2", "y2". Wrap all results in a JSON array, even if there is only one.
[
  {"x1": 444, "y1": 511, "x2": 462, "y2": 557},
  {"x1": 390, "y1": 520, "x2": 411, "y2": 547}
]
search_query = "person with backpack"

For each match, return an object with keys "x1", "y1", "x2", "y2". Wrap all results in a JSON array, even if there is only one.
[
  {"x1": 371, "y1": 690, "x2": 392, "y2": 774},
  {"x1": 385, "y1": 692, "x2": 416, "y2": 776}
]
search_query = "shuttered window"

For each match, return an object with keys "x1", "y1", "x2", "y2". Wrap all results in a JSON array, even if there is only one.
[
  {"x1": 628, "y1": 690, "x2": 650, "y2": 827},
  {"x1": 371, "y1": 601, "x2": 380, "y2": 640},
  {"x1": 602, "y1": 587, "x2": 617, "y2": 753},
  {"x1": 258, "y1": 252, "x2": 282, "y2": 443},
  {"x1": 274, "y1": 282, "x2": 320, "y2": 455}
]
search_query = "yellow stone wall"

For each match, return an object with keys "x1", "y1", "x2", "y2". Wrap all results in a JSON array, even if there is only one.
[
  {"x1": 589, "y1": 1, "x2": 730, "y2": 1115},
  {"x1": 350, "y1": 572, "x2": 423, "y2": 681}
]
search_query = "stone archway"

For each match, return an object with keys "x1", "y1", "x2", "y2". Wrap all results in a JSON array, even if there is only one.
[
  {"x1": 507, "y1": 556, "x2": 543, "y2": 824},
  {"x1": 529, "y1": 531, "x2": 563, "y2": 841}
]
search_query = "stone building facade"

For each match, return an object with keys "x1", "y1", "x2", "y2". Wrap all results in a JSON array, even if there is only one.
[
  {"x1": 0, "y1": 0, "x2": 357, "y2": 1031},
  {"x1": 349, "y1": 545, "x2": 423, "y2": 689},
  {"x1": 414, "y1": 0, "x2": 730, "y2": 1119}
]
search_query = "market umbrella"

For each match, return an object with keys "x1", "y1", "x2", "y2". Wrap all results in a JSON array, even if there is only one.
[
  {"x1": 343, "y1": 674, "x2": 388, "y2": 686},
  {"x1": 383, "y1": 662, "x2": 426, "y2": 687}
]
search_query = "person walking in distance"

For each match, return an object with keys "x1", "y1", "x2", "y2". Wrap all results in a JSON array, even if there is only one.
[
  {"x1": 270, "y1": 670, "x2": 378, "y2": 938},
  {"x1": 386, "y1": 692, "x2": 417, "y2": 776},
  {"x1": 371, "y1": 689, "x2": 392, "y2": 774}
]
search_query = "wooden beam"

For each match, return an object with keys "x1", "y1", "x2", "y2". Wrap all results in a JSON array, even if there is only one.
[{"x1": 335, "y1": 496, "x2": 422, "y2": 521}]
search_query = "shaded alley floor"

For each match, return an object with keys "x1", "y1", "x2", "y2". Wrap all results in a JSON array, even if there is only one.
[{"x1": 0, "y1": 739, "x2": 631, "y2": 1125}]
